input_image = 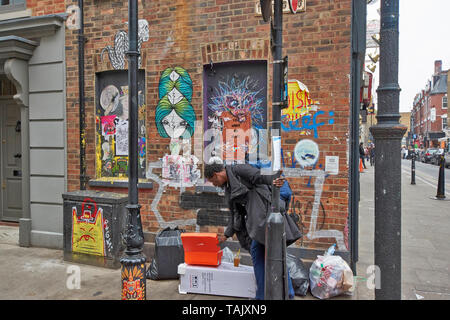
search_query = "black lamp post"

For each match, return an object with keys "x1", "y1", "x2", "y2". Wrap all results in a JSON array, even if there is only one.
[
  {"x1": 369, "y1": 0, "x2": 406, "y2": 300},
  {"x1": 120, "y1": 0, "x2": 146, "y2": 300},
  {"x1": 259, "y1": 0, "x2": 288, "y2": 300}
]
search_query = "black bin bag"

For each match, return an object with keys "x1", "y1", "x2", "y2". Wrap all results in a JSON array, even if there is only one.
[
  {"x1": 287, "y1": 253, "x2": 310, "y2": 296},
  {"x1": 146, "y1": 227, "x2": 184, "y2": 280}
]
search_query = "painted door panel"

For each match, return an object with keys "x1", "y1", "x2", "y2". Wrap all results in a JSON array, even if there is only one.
[{"x1": 1, "y1": 104, "x2": 22, "y2": 222}]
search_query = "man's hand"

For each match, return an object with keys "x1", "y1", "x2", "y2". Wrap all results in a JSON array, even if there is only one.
[{"x1": 273, "y1": 170, "x2": 286, "y2": 187}]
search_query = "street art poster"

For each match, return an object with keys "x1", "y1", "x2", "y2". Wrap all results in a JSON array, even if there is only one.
[
  {"x1": 115, "y1": 120, "x2": 129, "y2": 156},
  {"x1": 203, "y1": 61, "x2": 267, "y2": 164},
  {"x1": 283, "y1": 80, "x2": 319, "y2": 122},
  {"x1": 101, "y1": 115, "x2": 116, "y2": 137},
  {"x1": 71, "y1": 198, "x2": 105, "y2": 256},
  {"x1": 156, "y1": 67, "x2": 200, "y2": 187},
  {"x1": 96, "y1": 70, "x2": 146, "y2": 178}
]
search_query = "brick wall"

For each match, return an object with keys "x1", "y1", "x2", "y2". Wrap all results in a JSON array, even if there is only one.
[{"x1": 32, "y1": 0, "x2": 352, "y2": 251}]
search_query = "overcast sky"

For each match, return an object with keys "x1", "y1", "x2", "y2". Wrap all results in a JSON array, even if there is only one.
[{"x1": 368, "y1": 0, "x2": 450, "y2": 112}]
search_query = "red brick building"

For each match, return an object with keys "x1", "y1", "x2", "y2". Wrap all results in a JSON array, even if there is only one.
[
  {"x1": 1, "y1": 0, "x2": 356, "y2": 257},
  {"x1": 412, "y1": 60, "x2": 448, "y2": 149}
]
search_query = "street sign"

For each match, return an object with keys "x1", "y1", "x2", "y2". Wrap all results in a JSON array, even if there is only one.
[{"x1": 260, "y1": 0, "x2": 272, "y2": 22}]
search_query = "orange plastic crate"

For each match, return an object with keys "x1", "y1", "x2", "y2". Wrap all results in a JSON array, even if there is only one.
[{"x1": 180, "y1": 233, "x2": 223, "y2": 266}]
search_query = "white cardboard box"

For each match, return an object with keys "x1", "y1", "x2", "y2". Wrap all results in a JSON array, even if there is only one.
[{"x1": 178, "y1": 262, "x2": 257, "y2": 299}]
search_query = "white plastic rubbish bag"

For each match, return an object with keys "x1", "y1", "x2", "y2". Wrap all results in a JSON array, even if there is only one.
[
  {"x1": 309, "y1": 244, "x2": 354, "y2": 299},
  {"x1": 222, "y1": 247, "x2": 234, "y2": 263}
]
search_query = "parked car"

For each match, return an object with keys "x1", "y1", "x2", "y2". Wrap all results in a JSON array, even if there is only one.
[
  {"x1": 444, "y1": 152, "x2": 450, "y2": 168},
  {"x1": 422, "y1": 148, "x2": 438, "y2": 163},
  {"x1": 431, "y1": 149, "x2": 445, "y2": 165}
]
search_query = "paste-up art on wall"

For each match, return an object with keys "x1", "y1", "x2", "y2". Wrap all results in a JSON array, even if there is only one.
[
  {"x1": 101, "y1": 19, "x2": 149, "y2": 70},
  {"x1": 204, "y1": 61, "x2": 267, "y2": 165},
  {"x1": 155, "y1": 67, "x2": 200, "y2": 187},
  {"x1": 71, "y1": 198, "x2": 105, "y2": 256},
  {"x1": 96, "y1": 70, "x2": 146, "y2": 178}
]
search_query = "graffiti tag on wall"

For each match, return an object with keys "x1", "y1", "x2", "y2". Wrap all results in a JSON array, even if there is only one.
[
  {"x1": 281, "y1": 80, "x2": 335, "y2": 138},
  {"x1": 101, "y1": 19, "x2": 149, "y2": 70}
]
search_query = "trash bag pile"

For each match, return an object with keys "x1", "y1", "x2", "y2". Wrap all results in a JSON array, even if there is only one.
[
  {"x1": 287, "y1": 253, "x2": 309, "y2": 296},
  {"x1": 147, "y1": 227, "x2": 185, "y2": 280},
  {"x1": 309, "y1": 244, "x2": 354, "y2": 299}
]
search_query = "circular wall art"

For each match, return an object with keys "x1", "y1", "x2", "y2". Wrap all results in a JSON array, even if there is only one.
[
  {"x1": 100, "y1": 85, "x2": 120, "y2": 115},
  {"x1": 294, "y1": 139, "x2": 320, "y2": 168}
]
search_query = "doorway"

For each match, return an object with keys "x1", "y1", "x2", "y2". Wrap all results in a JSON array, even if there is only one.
[{"x1": 0, "y1": 100, "x2": 22, "y2": 222}]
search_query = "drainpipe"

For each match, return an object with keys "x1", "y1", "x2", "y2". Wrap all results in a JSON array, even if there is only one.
[
  {"x1": 78, "y1": 0, "x2": 87, "y2": 190},
  {"x1": 265, "y1": 0, "x2": 288, "y2": 300},
  {"x1": 349, "y1": 0, "x2": 367, "y2": 275}
]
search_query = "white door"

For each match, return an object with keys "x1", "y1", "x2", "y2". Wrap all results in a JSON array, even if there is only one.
[{"x1": 1, "y1": 103, "x2": 22, "y2": 222}]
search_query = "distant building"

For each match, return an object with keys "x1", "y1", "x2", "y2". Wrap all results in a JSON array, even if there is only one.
[
  {"x1": 411, "y1": 60, "x2": 448, "y2": 149},
  {"x1": 399, "y1": 112, "x2": 411, "y2": 147}
]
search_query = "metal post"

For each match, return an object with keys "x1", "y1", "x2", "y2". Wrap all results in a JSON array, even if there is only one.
[
  {"x1": 264, "y1": 0, "x2": 288, "y2": 300},
  {"x1": 411, "y1": 152, "x2": 416, "y2": 185},
  {"x1": 349, "y1": 0, "x2": 366, "y2": 275},
  {"x1": 369, "y1": 0, "x2": 406, "y2": 300},
  {"x1": 120, "y1": 0, "x2": 146, "y2": 300},
  {"x1": 435, "y1": 155, "x2": 446, "y2": 199}
]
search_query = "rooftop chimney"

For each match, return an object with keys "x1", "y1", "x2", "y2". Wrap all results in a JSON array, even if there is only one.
[{"x1": 434, "y1": 60, "x2": 442, "y2": 75}]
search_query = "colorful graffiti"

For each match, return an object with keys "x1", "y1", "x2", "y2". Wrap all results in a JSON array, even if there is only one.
[
  {"x1": 283, "y1": 80, "x2": 320, "y2": 121},
  {"x1": 121, "y1": 264, "x2": 146, "y2": 300},
  {"x1": 281, "y1": 80, "x2": 335, "y2": 138},
  {"x1": 71, "y1": 198, "x2": 105, "y2": 256},
  {"x1": 204, "y1": 62, "x2": 267, "y2": 164},
  {"x1": 96, "y1": 70, "x2": 146, "y2": 179},
  {"x1": 156, "y1": 67, "x2": 200, "y2": 187},
  {"x1": 282, "y1": 110, "x2": 335, "y2": 138}
]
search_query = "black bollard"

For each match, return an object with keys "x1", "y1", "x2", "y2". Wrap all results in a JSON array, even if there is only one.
[
  {"x1": 436, "y1": 154, "x2": 446, "y2": 199},
  {"x1": 411, "y1": 152, "x2": 416, "y2": 185}
]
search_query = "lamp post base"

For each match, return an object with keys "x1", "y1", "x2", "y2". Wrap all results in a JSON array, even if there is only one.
[{"x1": 120, "y1": 254, "x2": 147, "y2": 300}]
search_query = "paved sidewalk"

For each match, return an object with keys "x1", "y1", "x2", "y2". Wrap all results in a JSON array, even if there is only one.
[
  {"x1": 358, "y1": 164, "x2": 450, "y2": 300},
  {"x1": 1, "y1": 164, "x2": 448, "y2": 300}
]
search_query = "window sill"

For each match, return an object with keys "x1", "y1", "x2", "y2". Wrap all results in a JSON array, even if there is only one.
[
  {"x1": 0, "y1": 9, "x2": 31, "y2": 22},
  {"x1": 88, "y1": 178, "x2": 153, "y2": 190}
]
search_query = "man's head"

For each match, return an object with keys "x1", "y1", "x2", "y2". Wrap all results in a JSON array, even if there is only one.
[{"x1": 204, "y1": 163, "x2": 227, "y2": 187}]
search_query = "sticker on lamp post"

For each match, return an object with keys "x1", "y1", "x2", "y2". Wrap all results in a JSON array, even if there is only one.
[{"x1": 272, "y1": 136, "x2": 281, "y2": 171}]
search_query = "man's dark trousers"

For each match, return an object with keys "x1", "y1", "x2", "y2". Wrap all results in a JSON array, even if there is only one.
[{"x1": 250, "y1": 240, "x2": 295, "y2": 300}]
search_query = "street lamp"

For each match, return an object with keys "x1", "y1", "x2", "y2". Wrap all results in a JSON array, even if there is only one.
[
  {"x1": 369, "y1": 0, "x2": 406, "y2": 300},
  {"x1": 120, "y1": 0, "x2": 146, "y2": 300},
  {"x1": 259, "y1": 0, "x2": 289, "y2": 300}
]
